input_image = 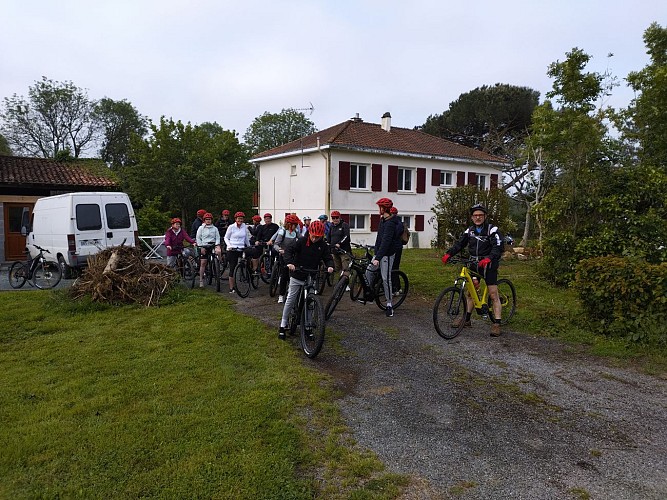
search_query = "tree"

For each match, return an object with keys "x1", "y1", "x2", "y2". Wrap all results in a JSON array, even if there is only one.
[
  {"x1": 1, "y1": 77, "x2": 98, "y2": 158},
  {"x1": 121, "y1": 118, "x2": 254, "y2": 222},
  {"x1": 0, "y1": 133, "x2": 11, "y2": 155},
  {"x1": 93, "y1": 98, "x2": 147, "y2": 167},
  {"x1": 243, "y1": 109, "x2": 317, "y2": 154}
]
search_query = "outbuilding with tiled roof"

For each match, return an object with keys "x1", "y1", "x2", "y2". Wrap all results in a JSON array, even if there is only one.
[{"x1": 252, "y1": 113, "x2": 509, "y2": 248}]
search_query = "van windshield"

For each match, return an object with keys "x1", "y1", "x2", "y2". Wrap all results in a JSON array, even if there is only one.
[
  {"x1": 106, "y1": 203, "x2": 131, "y2": 229},
  {"x1": 76, "y1": 204, "x2": 103, "y2": 231}
]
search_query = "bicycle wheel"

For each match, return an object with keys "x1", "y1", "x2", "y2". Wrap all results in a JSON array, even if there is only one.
[
  {"x1": 32, "y1": 260, "x2": 63, "y2": 289},
  {"x1": 191, "y1": 258, "x2": 199, "y2": 289},
  {"x1": 325, "y1": 275, "x2": 349, "y2": 320},
  {"x1": 301, "y1": 294, "x2": 325, "y2": 358},
  {"x1": 348, "y1": 270, "x2": 364, "y2": 301},
  {"x1": 433, "y1": 286, "x2": 467, "y2": 340},
  {"x1": 219, "y1": 253, "x2": 228, "y2": 278},
  {"x1": 9, "y1": 262, "x2": 27, "y2": 289},
  {"x1": 269, "y1": 261, "x2": 280, "y2": 297},
  {"x1": 315, "y1": 263, "x2": 326, "y2": 295},
  {"x1": 260, "y1": 255, "x2": 272, "y2": 284},
  {"x1": 234, "y1": 263, "x2": 251, "y2": 298},
  {"x1": 489, "y1": 279, "x2": 517, "y2": 325},
  {"x1": 375, "y1": 270, "x2": 409, "y2": 311},
  {"x1": 250, "y1": 265, "x2": 260, "y2": 289},
  {"x1": 287, "y1": 298, "x2": 300, "y2": 336},
  {"x1": 326, "y1": 271, "x2": 334, "y2": 287},
  {"x1": 213, "y1": 256, "x2": 221, "y2": 292}
]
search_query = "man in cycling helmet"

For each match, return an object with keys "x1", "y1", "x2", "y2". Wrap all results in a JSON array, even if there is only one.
[
  {"x1": 165, "y1": 217, "x2": 196, "y2": 268},
  {"x1": 190, "y1": 209, "x2": 206, "y2": 238},
  {"x1": 317, "y1": 214, "x2": 331, "y2": 241},
  {"x1": 278, "y1": 219, "x2": 334, "y2": 340},
  {"x1": 367, "y1": 198, "x2": 403, "y2": 317},
  {"x1": 215, "y1": 209, "x2": 231, "y2": 247},
  {"x1": 328, "y1": 210, "x2": 351, "y2": 277},
  {"x1": 441, "y1": 203, "x2": 504, "y2": 336},
  {"x1": 224, "y1": 211, "x2": 251, "y2": 293}
]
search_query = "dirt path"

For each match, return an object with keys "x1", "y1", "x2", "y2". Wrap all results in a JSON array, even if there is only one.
[{"x1": 230, "y1": 284, "x2": 667, "y2": 499}]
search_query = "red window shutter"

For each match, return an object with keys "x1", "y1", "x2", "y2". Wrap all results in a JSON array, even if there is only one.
[
  {"x1": 370, "y1": 214, "x2": 381, "y2": 231},
  {"x1": 468, "y1": 172, "x2": 476, "y2": 186},
  {"x1": 417, "y1": 168, "x2": 426, "y2": 193},
  {"x1": 371, "y1": 164, "x2": 382, "y2": 191},
  {"x1": 432, "y1": 169, "x2": 441, "y2": 186},
  {"x1": 490, "y1": 173, "x2": 499, "y2": 189},
  {"x1": 457, "y1": 171, "x2": 466, "y2": 186},
  {"x1": 339, "y1": 161, "x2": 351, "y2": 190},
  {"x1": 341, "y1": 213, "x2": 350, "y2": 224},
  {"x1": 415, "y1": 214, "x2": 424, "y2": 231},
  {"x1": 388, "y1": 165, "x2": 398, "y2": 193}
]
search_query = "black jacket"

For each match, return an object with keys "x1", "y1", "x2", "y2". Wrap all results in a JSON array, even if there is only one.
[
  {"x1": 447, "y1": 222, "x2": 503, "y2": 261},
  {"x1": 284, "y1": 236, "x2": 334, "y2": 281},
  {"x1": 328, "y1": 221, "x2": 351, "y2": 252},
  {"x1": 256, "y1": 222, "x2": 279, "y2": 243}
]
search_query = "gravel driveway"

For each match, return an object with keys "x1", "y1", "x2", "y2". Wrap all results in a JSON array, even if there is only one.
[{"x1": 230, "y1": 282, "x2": 667, "y2": 499}]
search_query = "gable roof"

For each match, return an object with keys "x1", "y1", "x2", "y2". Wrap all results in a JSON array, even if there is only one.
[
  {"x1": 252, "y1": 118, "x2": 508, "y2": 166},
  {"x1": 0, "y1": 155, "x2": 117, "y2": 188}
]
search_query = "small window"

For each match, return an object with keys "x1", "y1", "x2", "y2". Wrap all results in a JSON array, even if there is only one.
[
  {"x1": 440, "y1": 171, "x2": 454, "y2": 186},
  {"x1": 349, "y1": 214, "x2": 366, "y2": 230},
  {"x1": 350, "y1": 163, "x2": 369, "y2": 190},
  {"x1": 291, "y1": 165, "x2": 297, "y2": 176},
  {"x1": 106, "y1": 203, "x2": 131, "y2": 229},
  {"x1": 476, "y1": 174, "x2": 487, "y2": 190},
  {"x1": 398, "y1": 167, "x2": 413, "y2": 191},
  {"x1": 76, "y1": 204, "x2": 103, "y2": 231},
  {"x1": 399, "y1": 215, "x2": 411, "y2": 228}
]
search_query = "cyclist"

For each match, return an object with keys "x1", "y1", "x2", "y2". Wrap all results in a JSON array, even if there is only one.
[
  {"x1": 366, "y1": 198, "x2": 403, "y2": 317},
  {"x1": 272, "y1": 214, "x2": 300, "y2": 303},
  {"x1": 277, "y1": 220, "x2": 334, "y2": 340},
  {"x1": 190, "y1": 209, "x2": 206, "y2": 238},
  {"x1": 317, "y1": 214, "x2": 332, "y2": 241},
  {"x1": 441, "y1": 203, "x2": 504, "y2": 336},
  {"x1": 224, "y1": 211, "x2": 252, "y2": 293},
  {"x1": 248, "y1": 215, "x2": 263, "y2": 273},
  {"x1": 164, "y1": 217, "x2": 196, "y2": 268},
  {"x1": 195, "y1": 213, "x2": 222, "y2": 288},
  {"x1": 390, "y1": 206, "x2": 404, "y2": 294},
  {"x1": 328, "y1": 210, "x2": 351, "y2": 277},
  {"x1": 215, "y1": 209, "x2": 231, "y2": 250},
  {"x1": 300, "y1": 215, "x2": 312, "y2": 236}
]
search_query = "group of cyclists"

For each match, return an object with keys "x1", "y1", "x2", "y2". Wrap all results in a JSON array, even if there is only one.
[{"x1": 164, "y1": 199, "x2": 506, "y2": 338}]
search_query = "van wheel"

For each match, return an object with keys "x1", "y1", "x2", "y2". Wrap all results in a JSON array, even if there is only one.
[{"x1": 58, "y1": 256, "x2": 74, "y2": 279}]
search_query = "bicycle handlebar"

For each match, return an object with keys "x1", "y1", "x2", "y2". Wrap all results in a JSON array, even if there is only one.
[{"x1": 33, "y1": 245, "x2": 51, "y2": 254}]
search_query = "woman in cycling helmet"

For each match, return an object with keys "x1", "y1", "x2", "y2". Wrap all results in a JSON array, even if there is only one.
[
  {"x1": 164, "y1": 217, "x2": 196, "y2": 268},
  {"x1": 278, "y1": 220, "x2": 334, "y2": 340},
  {"x1": 272, "y1": 214, "x2": 300, "y2": 303},
  {"x1": 224, "y1": 211, "x2": 251, "y2": 293},
  {"x1": 196, "y1": 213, "x2": 222, "y2": 287}
]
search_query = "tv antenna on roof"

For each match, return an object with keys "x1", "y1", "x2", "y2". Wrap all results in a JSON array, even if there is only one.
[{"x1": 294, "y1": 102, "x2": 315, "y2": 116}]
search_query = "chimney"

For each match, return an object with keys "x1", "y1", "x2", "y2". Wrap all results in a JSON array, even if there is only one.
[
  {"x1": 381, "y1": 112, "x2": 391, "y2": 132},
  {"x1": 350, "y1": 113, "x2": 363, "y2": 122}
]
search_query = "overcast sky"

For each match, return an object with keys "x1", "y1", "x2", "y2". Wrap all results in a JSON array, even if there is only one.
[{"x1": 2, "y1": 0, "x2": 664, "y2": 140}]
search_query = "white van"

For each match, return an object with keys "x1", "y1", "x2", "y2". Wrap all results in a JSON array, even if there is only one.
[{"x1": 25, "y1": 192, "x2": 139, "y2": 277}]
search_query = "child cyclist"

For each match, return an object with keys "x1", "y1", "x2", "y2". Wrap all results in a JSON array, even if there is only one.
[{"x1": 277, "y1": 220, "x2": 334, "y2": 340}]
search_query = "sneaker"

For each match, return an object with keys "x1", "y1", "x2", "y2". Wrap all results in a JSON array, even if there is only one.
[
  {"x1": 278, "y1": 295, "x2": 284, "y2": 303},
  {"x1": 490, "y1": 323, "x2": 502, "y2": 337},
  {"x1": 452, "y1": 318, "x2": 472, "y2": 328},
  {"x1": 199, "y1": 281, "x2": 205, "y2": 288},
  {"x1": 393, "y1": 289, "x2": 403, "y2": 297},
  {"x1": 345, "y1": 286, "x2": 351, "y2": 292},
  {"x1": 385, "y1": 306, "x2": 394, "y2": 317},
  {"x1": 229, "y1": 289, "x2": 235, "y2": 294},
  {"x1": 278, "y1": 327, "x2": 286, "y2": 340}
]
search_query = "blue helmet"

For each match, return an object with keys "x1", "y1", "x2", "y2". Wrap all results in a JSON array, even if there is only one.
[{"x1": 318, "y1": 214, "x2": 328, "y2": 221}]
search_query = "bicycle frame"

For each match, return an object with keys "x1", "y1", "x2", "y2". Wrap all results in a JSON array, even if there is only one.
[{"x1": 455, "y1": 266, "x2": 488, "y2": 310}]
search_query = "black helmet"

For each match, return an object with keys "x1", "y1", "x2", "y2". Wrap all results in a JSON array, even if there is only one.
[{"x1": 470, "y1": 204, "x2": 488, "y2": 215}]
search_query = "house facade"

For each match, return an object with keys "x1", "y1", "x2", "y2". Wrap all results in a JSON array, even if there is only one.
[
  {"x1": 252, "y1": 114, "x2": 508, "y2": 248},
  {"x1": 0, "y1": 155, "x2": 116, "y2": 263}
]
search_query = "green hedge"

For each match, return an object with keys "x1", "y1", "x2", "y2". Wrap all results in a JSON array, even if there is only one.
[{"x1": 574, "y1": 257, "x2": 667, "y2": 343}]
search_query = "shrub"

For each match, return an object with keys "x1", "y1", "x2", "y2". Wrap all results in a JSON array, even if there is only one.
[{"x1": 574, "y1": 256, "x2": 667, "y2": 344}]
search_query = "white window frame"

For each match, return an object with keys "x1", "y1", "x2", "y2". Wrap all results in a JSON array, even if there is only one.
[
  {"x1": 476, "y1": 174, "x2": 487, "y2": 190},
  {"x1": 439, "y1": 170, "x2": 455, "y2": 187},
  {"x1": 398, "y1": 215, "x2": 411, "y2": 229},
  {"x1": 348, "y1": 214, "x2": 366, "y2": 231},
  {"x1": 350, "y1": 163, "x2": 370, "y2": 191},
  {"x1": 398, "y1": 167, "x2": 414, "y2": 192}
]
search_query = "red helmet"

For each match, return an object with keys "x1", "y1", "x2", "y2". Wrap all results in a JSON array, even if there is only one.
[
  {"x1": 330, "y1": 210, "x2": 341, "y2": 217},
  {"x1": 376, "y1": 197, "x2": 393, "y2": 208},
  {"x1": 203, "y1": 212, "x2": 213, "y2": 220},
  {"x1": 252, "y1": 214, "x2": 261, "y2": 222},
  {"x1": 234, "y1": 211, "x2": 245, "y2": 218},
  {"x1": 263, "y1": 213, "x2": 272, "y2": 218},
  {"x1": 308, "y1": 220, "x2": 326, "y2": 237},
  {"x1": 222, "y1": 209, "x2": 230, "y2": 216},
  {"x1": 285, "y1": 214, "x2": 299, "y2": 225},
  {"x1": 197, "y1": 209, "x2": 206, "y2": 217},
  {"x1": 390, "y1": 207, "x2": 398, "y2": 215},
  {"x1": 171, "y1": 217, "x2": 182, "y2": 224}
]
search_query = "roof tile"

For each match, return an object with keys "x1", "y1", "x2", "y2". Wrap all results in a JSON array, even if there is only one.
[{"x1": 0, "y1": 155, "x2": 117, "y2": 188}]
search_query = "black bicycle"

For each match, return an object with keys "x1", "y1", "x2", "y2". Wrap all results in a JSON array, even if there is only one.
[
  {"x1": 193, "y1": 245, "x2": 221, "y2": 292},
  {"x1": 9, "y1": 245, "x2": 63, "y2": 290},
  {"x1": 233, "y1": 246, "x2": 260, "y2": 298},
  {"x1": 171, "y1": 246, "x2": 196, "y2": 287},
  {"x1": 269, "y1": 254, "x2": 284, "y2": 298},
  {"x1": 325, "y1": 243, "x2": 408, "y2": 320},
  {"x1": 285, "y1": 267, "x2": 327, "y2": 358},
  {"x1": 258, "y1": 242, "x2": 275, "y2": 284}
]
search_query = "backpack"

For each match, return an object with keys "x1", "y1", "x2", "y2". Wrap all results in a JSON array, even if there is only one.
[{"x1": 400, "y1": 224, "x2": 410, "y2": 245}]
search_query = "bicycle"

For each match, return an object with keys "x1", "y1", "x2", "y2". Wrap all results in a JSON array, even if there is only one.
[
  {"x1": 269, "y1": 253, "x2": 284, "y2": 298},
  {"x1": 284, "y1": 267, "x2": 327, "y2": 358},
  {"x1": 433, "y1": 256, "x2": 516, "y2": 340},
  {"x1": 193, "y1": 245, "x2": 221, "y2": 292},
  {"x1": 325, "y1": 243, "x2": 409, "y2": 320},
  {"x1": 170, "y1": 246, "x2": 196, "y2": 287},
  {"x1": 9, "y1": 244, "x2": 63, "y2": 290},
  {"x1": 258, "y1": 243, "x2": 275, "y2": 284},
  {"x1": 232, "y1": 246, "x2": 260, "y2": 298}
]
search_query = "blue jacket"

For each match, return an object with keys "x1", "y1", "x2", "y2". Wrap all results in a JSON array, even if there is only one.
[{"x1": 374, "y1": 215, "x2": 402, "y2": 260}]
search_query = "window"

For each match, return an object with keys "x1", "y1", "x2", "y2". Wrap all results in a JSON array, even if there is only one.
[
  {"x1": 398, "y1": 167, "x2": 413, "y2": 191},
  {"x1": 76, "y1": 204, "x2": 102, "y2": 231},
  {"x1": 440, "y1": 171, "x2": 454, "y2": 186},
  {"x1": 291, "y1": 165, "x2": 297, "y2": 176},
  {"x1": 349, "y1": 214, "x2": 366, "y2": 230},
  {"x1": 476, "y1": 174, "x2": 487, "y2": 190},
  {"x1": 105, "y1": 203, "x2": 131, "y2": 229},
  {"x1": 398, "y1": 215, "x2": 411, "y2": 228},
  {"x1": 350, "y1": 163, "x2": 368, "y2": 189}
]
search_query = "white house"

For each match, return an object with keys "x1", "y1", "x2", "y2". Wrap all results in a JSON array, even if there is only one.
[{"x1": 251, "y1": 113, "x2": 508, "y2": 248}]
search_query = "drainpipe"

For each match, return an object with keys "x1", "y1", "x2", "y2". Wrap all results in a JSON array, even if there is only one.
[{"x1": 317, "y1": 136, "x2": 331, "y2": 215}]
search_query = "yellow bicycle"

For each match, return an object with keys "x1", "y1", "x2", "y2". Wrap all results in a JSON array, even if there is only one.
[{"x1": 433, "y1": 257, "x2": 516, "y2": 339}]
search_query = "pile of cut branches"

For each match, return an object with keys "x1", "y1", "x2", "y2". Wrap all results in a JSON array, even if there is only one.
[{"x1": 69, "y1": 246, "x2": 178, "y2": 306}]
